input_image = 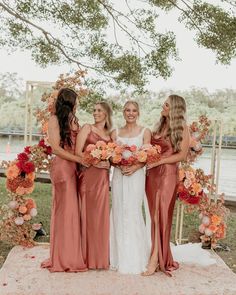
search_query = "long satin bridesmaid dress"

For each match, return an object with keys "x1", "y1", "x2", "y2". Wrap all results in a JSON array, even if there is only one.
[
  {"x1": 146, "y1": 135, "x2": 179, "y2": 276},
  {"x1": 78, "y1": 130, "x2": 110, "y2": 269},
  {"x1": 41, "y1": 128, "x2": 87, "y2": 272}
]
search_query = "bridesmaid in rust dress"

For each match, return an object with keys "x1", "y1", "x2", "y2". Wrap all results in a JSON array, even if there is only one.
[
  {"x1": 76, "y1": 101, "x2": 113, "y2": 269},
  {"x1": 143, "y1": 94, "x2": 190, "y2": 276},
  {"x1": 41, "y1": 88, "x2": 87, "y2": 272}
]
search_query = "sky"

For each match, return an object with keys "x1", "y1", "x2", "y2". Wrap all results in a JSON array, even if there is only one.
[{"x1": 0, "y1": 0, "x2": 235, "y2": 92}]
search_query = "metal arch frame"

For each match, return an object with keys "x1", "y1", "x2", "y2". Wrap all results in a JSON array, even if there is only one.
[
  {"x1": 175, "y1": 119, "x2": 223, "y2": 245},
  {"x1": 24, "y1": 80, "x2": 54, "y2": 146}
]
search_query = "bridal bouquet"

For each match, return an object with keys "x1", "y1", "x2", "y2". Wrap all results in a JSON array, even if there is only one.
[
  {"x1": 83, "y1": 141, "x2": 116, "y2": 165},
  {"x1": 110, "y1": 143, "x2": 162, "y2": 166},
  {"x1": 110, "y1": 144, "x2": 138, "y2": 166}
]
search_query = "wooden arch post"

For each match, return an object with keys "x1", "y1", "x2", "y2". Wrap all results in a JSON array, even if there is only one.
[
  {"x1": 175, "y1": 120, "x2": 223, "y2": 245},
  {"x1": 24, "y1": 81, "x2": 54, "y2": 146}
]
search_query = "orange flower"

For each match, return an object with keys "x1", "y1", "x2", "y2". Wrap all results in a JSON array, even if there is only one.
[
  {"x1": 192, "y1": 183, "x2": 202, "y2": 194},
  {"x1": 107, "y1": 142, "x2": 116, "y2": 149},
  {"x1": 26, "y1": 198, "x2": 36, "y2": 210},
  {"x1": 6, "y1": 164, "x2": 20, "y2": 180},
  {"x1": 136, "y1": 150, "x2": 147, "y2": 162},
  {"x1": 96, "y1": 141, "x2": 107, "y2": 148},
  {"x1": 101, "y1": 150, "x2": 108, "y2": 160},
  {"x1": 211, "y1": 215, "x2": 222, "y2": 226},
  {"x1": 19, "y1": 206, "x2": 27, "y2": 214},
  {"x1": 23, "y1": 214, "x2": 32, "y2": 221},
  {"x1": 114, "y1": 146, "x2": 123, "y2": 154},
  {"x1": 112, "y1": 154, "x2": 122, "y2": 164},
  {"x1": 26, "y1": 172, "x2": 36, "y2": 182},
  {"x1": 42, "y1": 121, "x2": 48, "y2": 134},
  {"x1": 208, "y1": 224, "x2": 218, "y2": 233},
  {"x1": 179, "y1": 169, "x2": 185, "y2": 181}
]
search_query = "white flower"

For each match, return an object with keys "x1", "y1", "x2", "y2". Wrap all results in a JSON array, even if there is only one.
[
  {"x1": 199, "y1": 224, "x2": 205, "y2": 234},
  {"x1": 91, "y1": 149, "x2": 102, "y2": 159},
  {"x1": 30, "y1": 208, "x2": 37, "y2": 217},
  {"x1": 199, "y1": 213, "x2": 203, "y2": 219},
  {"x1": 8, "y1": 201, "x2": 19, "y2": 210},
  {"x1": 193, "y1": 142, "x2": 202, "y2": 152},
  {"x1": 202, "y1": 216, "x2": 210, "y2": 226},
  {"x1": 184, "y1": 179, "x2": 192, "y2": 189},
  {"x1": 205, "y1": 228, "x2": 213, "y2": 236},
  {"x1": 14, "y1": 217, "x2": 24, "y2": 225},
  {"x1": 122, "y1": 150, "x2": 132, "y2": 159}
]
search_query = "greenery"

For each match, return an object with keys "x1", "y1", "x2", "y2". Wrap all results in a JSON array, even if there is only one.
[
  {"x1": 0, "y1": 72, "x2": 236, "y2": 135},
  {"x1": 0, "y1": 1, "x2": 235, "y2": 90},
  {"x1": 0, "y1": 177, "x2": 236, "y2": 272}
]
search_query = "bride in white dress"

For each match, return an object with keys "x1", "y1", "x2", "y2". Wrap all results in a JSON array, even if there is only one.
[{"x1": 110, "y1": 101, "x2": 151, "y2": 274}]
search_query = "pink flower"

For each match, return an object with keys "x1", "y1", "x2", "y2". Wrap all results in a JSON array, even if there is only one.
[
  {"x1": 8, "y1": 200, "x2": 19, "y2": 210},
  {"x1": 202, "y1": 216, "x2": 210, "y2": 226},
  {"x1": 14, "y1": 217, "x2": 24, "y2": 225},
  {"x1": 30, "y1": 208, "x2": 37, "y2": 217},
  {"x1": 32, "y1": 223, "x2": 42, "y2": 230},
  {"x1": 199, "y1": 224, "x2": 205, "y2": 234},
  {"x1": 86, "y1": 144, "x2": 96, "y2": 152}
]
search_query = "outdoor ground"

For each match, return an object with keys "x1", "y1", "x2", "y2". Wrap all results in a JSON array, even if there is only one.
[{"x1": 0, "y1": 177, "x2": 236, "y2": 273}]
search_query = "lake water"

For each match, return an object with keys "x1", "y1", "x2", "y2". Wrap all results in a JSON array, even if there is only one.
[{"x1": 1, "y1": 137, "x2": 236, "y2": 200}]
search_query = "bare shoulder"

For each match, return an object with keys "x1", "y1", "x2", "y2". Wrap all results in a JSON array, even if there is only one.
[{"x1": 81, "y1": 123, "x2": 91, "y2": 132}]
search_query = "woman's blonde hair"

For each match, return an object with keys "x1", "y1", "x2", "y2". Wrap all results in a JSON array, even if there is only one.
[
  {"x1": 96, "y1": 101, "x2": 113, "y2": 132},
  {"x1": 154, "y1": 94, "x2": 186, "y2": 152},
  {"x1": 123, "y1": 100, "x2": 140, "y2": 116}
]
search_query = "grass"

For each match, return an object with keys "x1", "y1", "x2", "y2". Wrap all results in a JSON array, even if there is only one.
[{"x1": 0, "y1": 177, "x2": 236, "y2": 272}]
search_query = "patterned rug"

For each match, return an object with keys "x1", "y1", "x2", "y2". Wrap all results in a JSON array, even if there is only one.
[{"x1": 0, "y1": 243, "x2": 236, "y2": 295}]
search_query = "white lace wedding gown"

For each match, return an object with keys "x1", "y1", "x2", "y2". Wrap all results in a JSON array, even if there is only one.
[{"x1": 110, "y1": 128, "x2": 151, "y2": 274}]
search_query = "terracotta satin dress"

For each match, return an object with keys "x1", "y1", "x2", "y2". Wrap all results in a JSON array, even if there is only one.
[
  {"x1": 146, "y1": 135, "x2": 179, "y2": 275},
  {"x1": 78, "y1": 130, "x2": 110, "y2": 269},
  {"x1": 41, "y1": 129, "x2": 87, "y2": 272}
]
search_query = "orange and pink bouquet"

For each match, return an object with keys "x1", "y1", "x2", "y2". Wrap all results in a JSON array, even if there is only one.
[
  {"x1": 140, "y1": 144, "x2": 162, "y2": 164},
  {"x1": 177, "y1": 164, "x2": 212, "y2": 205},
  {"x1": 83, "y1": 141, "x2": 116, "y2": 165},
  {"x1": 110, "y1": 143, "x2": 161, "y2": 166},
  {"x1": 198, "y1": 194, "x2": 230, "y2": 248}
]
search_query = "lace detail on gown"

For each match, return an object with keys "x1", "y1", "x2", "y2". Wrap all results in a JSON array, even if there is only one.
[{"x1": 110, "y1": 128, "x2": 151, "y2": 274}]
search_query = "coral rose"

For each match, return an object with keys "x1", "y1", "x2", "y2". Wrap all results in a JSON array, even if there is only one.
[
  {"x1": 19, "y1": 206, "x2": 27, "y2": 214},
  {"x1": 6, "y1": 165, "x2": 20, "y2": 180},
  {"x1": 211, "y1": 215, "x2": 222, "y2": 226},
  {"x1": 96, "y1": 141, "x2": 107, "y2": 148},
  {"x1": 23, "y1": 214, "x2": 32, "y2": 221}
]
